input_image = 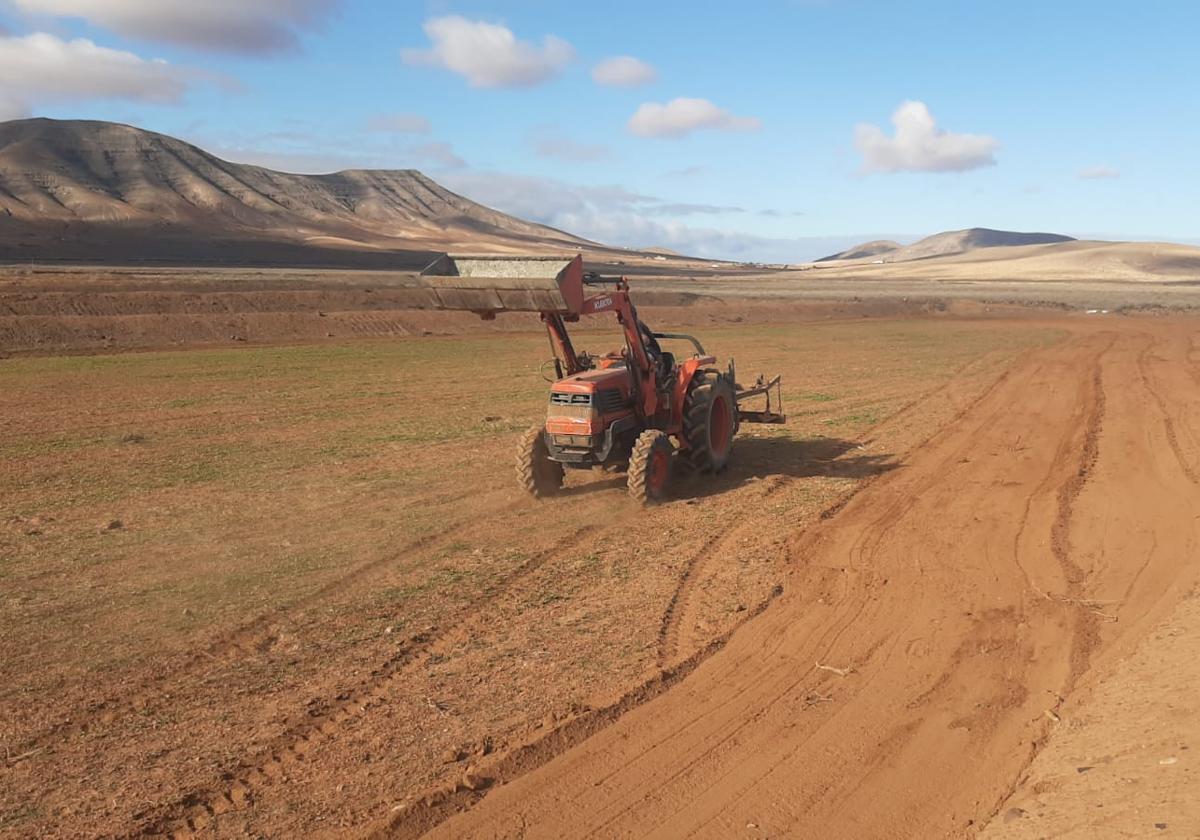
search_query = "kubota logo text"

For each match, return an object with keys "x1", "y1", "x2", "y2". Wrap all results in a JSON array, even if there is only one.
[{"x1": 592, "y1": 296, "x2": 613, "y2": 310}]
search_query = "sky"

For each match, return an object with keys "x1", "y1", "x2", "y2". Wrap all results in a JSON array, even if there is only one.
[{"x1": 0, "y1": 0, "x2": 1197, "y2": 262}]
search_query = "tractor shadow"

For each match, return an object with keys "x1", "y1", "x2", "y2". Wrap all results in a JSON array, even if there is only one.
[{"x1": 672, "y1": 435, "x2": 899, "y2": 502}]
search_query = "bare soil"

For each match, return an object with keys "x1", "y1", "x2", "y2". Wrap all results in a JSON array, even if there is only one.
[
  {"x1": 2, "y1": 274, "x2": 1199, "y2": 839},
  {"x1": 0, "y1": 264, "x2": 1001, "y2": 358},
  {"x1": 405, "y1": 319, "x2": 1200, "y2": 840},
  {"x1": 3, "y1": 264, "x2": 1198, "y2": 359},
  {"x1": 1, "y1": 313, "x2": 1051, "y2": 837}
]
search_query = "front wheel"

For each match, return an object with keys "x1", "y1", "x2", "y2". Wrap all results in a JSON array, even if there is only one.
[
  {"x1": 516, "y1": 426, "x2": 564, "y2": 498},
  {"x1": 627, "y1": 429, "x2": 672, "y2": 506}
]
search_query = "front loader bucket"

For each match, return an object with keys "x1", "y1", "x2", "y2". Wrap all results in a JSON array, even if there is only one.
[{"x1": 419, "y1": 254, "x2": 586, "y2": 318}]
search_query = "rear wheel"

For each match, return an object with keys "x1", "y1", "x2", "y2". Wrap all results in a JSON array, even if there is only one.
[
  {"x1": 516, "y1": 425, "x2": 563, "y2": 498},
  {"x1": 682, "y1": 369, "x2": 737, "y2": 472},
  {"x1": 628, "y1": 429, "x2": 672, "y2": 505}
]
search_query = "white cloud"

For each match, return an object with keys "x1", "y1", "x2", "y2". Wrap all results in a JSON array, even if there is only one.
[
  {"x1": 443, "y1": 171, "x2": 654, "y2": 223},
  {"x1": 1078, "y1": 165, "x2": 1119, "y2": 180},
  {"x1": 442, "y1": 170, "x2": 846, "y2": 262},
  {"x1": 628, "y1": 97, "x2": 761, "y2": 138},
  {"x1": 532, "y1": 134, "x2": 610, "y2": 162},
  {"x1": 10, "y1": 0, "x2": 337, "y2": 54},
  {"x1": 643, "y1": 202, "x2": 744, "y2": 216},
  {"x1": 202, "y1": 130, "x2": 466, "y2": 174},
  {"x1": 592, "y1": 55, "x2": 657, "y2": 87},
  {"x1": 401, "y1": 16, "x2": 573, "y2": 88},
  {"x1": 854, "y1": 100, "x2": 999, "y2": 173},
  {"x1": 366, "y1": 112, "x2": 430, "y2": 133},
  {"x1": 409, "y1": 141, "x2": 465, "y2": 169},
  {"x1": 0, "y1": 32, "x2": 194, "y2": 115},
  {"x1": 0, "y1": 91, "x2": 29, "y2": 120}
]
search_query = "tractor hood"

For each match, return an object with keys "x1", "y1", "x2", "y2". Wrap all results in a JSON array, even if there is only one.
[{"x1": 552, "y1": 367, "x2": 632, "y2": 394}]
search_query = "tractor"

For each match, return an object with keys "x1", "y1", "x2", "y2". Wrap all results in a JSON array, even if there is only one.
[{"x1": 419, "y1": 254, "x2": 785, "y2": 504}]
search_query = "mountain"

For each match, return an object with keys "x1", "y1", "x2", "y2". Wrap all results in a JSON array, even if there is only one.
[
  {"x1": 815, "y1": 239, "x2": 901, "y2": 262},
  {"x1": 818, "y1": 228, "x2": 1075, "y2": 264},
  {"x1": 810, "y1": 239, "x2": 1200, "y2": 283},
  {"x1": 0, "y1": 118, "x2": 597, "y2": 266},
  {"x1": 893, "y1": 228, "x2": 1076, "y2": 261}
]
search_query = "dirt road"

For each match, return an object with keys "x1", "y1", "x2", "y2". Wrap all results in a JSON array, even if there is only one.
[{"x1": 391, "y1": 321, "x2": 1200, "y2": 839}]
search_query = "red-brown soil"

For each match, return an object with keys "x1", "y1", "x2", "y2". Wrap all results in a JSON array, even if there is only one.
[
  {"x1": 2, "y1": 306, "x2": 1198, "y2": 839},
  {"x1": 0, "y1": 315, "x2": 1047, "y2": 837},
  {"x1": 393, "y1": 320, "x2": 1200, "y2": 839}
]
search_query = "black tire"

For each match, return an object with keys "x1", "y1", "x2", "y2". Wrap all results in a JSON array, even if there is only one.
[
  {"x1": 682, "y1": 369, "x2": 737, "y2": 473},
  {"x1": 628, "y1": 429, "x2": 672, "y2": 505},
  {"x1": 516, "y1": 425, "x2": 564, "y2": 498}
]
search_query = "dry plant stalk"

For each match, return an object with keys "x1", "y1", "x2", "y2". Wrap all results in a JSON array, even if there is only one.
[{"x1": 815, "y1": 662, "x2": 855, "y2": 677}]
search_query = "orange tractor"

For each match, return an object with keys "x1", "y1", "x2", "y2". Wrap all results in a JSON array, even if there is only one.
[{"x1": 420, "y1": 254, "x2": 785, "y2": 504}]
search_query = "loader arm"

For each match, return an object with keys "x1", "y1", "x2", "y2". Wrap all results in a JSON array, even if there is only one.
[
  {"x1": 580, "y1": 284, "x2": 661, "y2": 418},
  {"x1": 542, "y1": 312, "x2": 584, "y2": 377}
]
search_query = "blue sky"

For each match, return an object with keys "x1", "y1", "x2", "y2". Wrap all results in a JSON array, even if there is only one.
[{"x1": 1, "y1": 0, "x2": 1197, "y2": 261}]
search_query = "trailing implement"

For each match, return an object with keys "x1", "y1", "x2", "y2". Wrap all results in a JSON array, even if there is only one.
[{"x1": 420, "y1": 254, "x2": 785, "y2": 505}]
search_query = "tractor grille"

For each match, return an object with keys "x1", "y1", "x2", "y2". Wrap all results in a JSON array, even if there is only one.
[
  {"x1": 594, "y1": 388, "x2": 628, "y2": 413},
  {"x1": 548, "y1": 391, "x2": 593, "y2": 422},
  {"x1": 550, "y1": 392, "x2": 591, "y2": 406}
]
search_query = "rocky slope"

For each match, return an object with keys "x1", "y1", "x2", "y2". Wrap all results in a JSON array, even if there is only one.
[{"x1": 0, "y1": 118, "x2": 595, "y2": 265}]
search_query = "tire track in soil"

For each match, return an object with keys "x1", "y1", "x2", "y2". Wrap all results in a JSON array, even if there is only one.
[
  {"x1": 371, "y1": 581, "x2": 787, "y2": 840},
  {"x1": 382, "y1": 339, "x2": 1062, "y2": 839},
  {"x1": 979, "y1": 330, "x2": 1198, "y2": 833},
  {"x1": 858, "y1": 344, "x2": 1028, "y2": 438},
  {"x1": 1136, "y1": 336, "x2": 1200, "y2": 486},
  {"x1": 407, "y1": 331, "x2": 1140, "y2": 840},
  {"x1": 657, "y1": 345, "x2": 1051, "y2": 681},
  {"x1": 1187, "y1": 332, "x2": 1200, "y2": 388},
  {"x1": 15, "y1": 497, "x2": 527, "y2": 755},
  {"x1": 654, "y1": 345, "x2": 1036, "y2": 670},
  {"x1": 1047, "y1": 338, "x2": 1109, "y2": 692},
  {"x1": 146, "y1": 341, "x2": 1043, "y2": 836},
  {"x1": 971, "y1": 333, "x2": 1112, "y2": 832},
  {"x1": 655, "y1": 475, "x2": 791, "y2": 668},
  {"x1": 131, "y1": 522, "x2": 601, "y2": 839}
]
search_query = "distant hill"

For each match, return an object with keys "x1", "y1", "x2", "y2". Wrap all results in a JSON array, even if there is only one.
[
  {"x1": 816, "y1": 240, "x2": 901, "y2": 262},
  {"x1": 819, "y1": 228, "x2": 1075, "y2": 264},
  {"x1": 809, "y1": 239, "x2": 1200, "y2": 283},
  {"x1": 0, "y1": 118, "x2": 598, "y2": 266}
]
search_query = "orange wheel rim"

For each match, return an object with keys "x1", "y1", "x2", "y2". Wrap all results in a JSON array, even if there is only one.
[{"x1": 710, "y1": 395, "x2": 731, "y2": 458}]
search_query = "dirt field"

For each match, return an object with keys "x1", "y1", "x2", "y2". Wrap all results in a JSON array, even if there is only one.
[
  {"x1": 2, "y1": 294, "x2": 1199, "y2": 838},
  {"x1": 3, "y1": 264, "x2": 1199, "y2": 358},
  {"x1": 405, "y1": 318, "x2": 1200, "y2": 840}
]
